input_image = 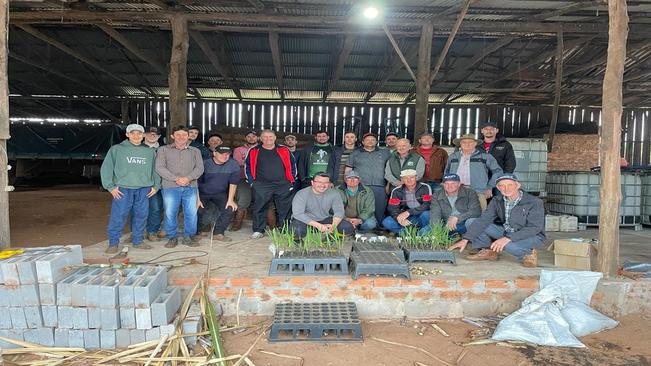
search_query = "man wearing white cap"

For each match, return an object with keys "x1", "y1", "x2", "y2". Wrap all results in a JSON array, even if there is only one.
[
  {"x1": 101, "y1": 124, "x2": 161, "y2": 254},
  {"x1": 382, "y1": 169, "x2": 432, "y2": 234},
  {"x1": 337, "y1": 170, "x2": 377, "y2": 233}
]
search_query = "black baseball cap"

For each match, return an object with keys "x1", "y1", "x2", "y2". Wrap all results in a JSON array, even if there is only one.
[{"x1": 215, "y1": 146, "x2": 232, "y2": 154}]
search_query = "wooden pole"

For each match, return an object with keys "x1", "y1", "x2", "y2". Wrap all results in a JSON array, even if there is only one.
[
  {"x1": 547, "y1": 28, "x2": 563, "y2": 152},
  {"x1": 414, "y1": 23, "x2": 433, "y2": 138},
  {"x1": 598, "y1": 0, "x2": 628, "y2": 278},
  {"x1": 0, "y1": 0, "x2": 10, "y2": 248},
  {"x1": 168, "y1": 14, "x2": 189, "y2": 135}
]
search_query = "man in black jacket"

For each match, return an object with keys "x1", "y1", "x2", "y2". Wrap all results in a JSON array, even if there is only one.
[
  {"x1": 295, "y1": 130, "x2": 341, "y2": 188},
  {"x1": 382, "y1": 169, "x2": 432, "y2": 234},
  {"x1": 420, "y1": 173, "x2": 481, "y2": 236},
  {"x1": 448, "y1": 174, "x2": 544, "y2": 267},
  {"x1": 480, "y1": 122, "x2": 516, "y2": 173}
]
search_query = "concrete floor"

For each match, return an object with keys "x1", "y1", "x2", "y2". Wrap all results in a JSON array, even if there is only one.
[{"x1": 81, "y1": 222, "x2": 651, "y2": 280}]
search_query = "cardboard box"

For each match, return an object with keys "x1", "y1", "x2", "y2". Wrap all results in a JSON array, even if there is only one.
[
  {"x1": 545, "y1": 215, "x2": 560, "y2": 232},
  {"x1": 553, "y1": 238, "x2": 598, "y2": 270}
]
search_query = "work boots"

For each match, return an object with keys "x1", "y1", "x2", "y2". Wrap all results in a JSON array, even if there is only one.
[
  {"x1": 229, "y1": 209, "x2": 246, "y2": 231},
  {"x1": 466, "y1": 248, "x2": 499, "y2": 261},
  {"x1": 266, "y1": 207, "x2": 277, "y2": 229},
  {"x1": 522, "y1": 249, "x2": 538, "y2": 268}
]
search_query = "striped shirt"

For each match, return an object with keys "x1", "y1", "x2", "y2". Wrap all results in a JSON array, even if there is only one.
[{"x1": 503, "y1": 191, "x2": 523, "y2": 233}]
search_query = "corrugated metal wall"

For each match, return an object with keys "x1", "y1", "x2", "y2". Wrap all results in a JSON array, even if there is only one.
[{"x1": 122, "y1": 99, "x2": 651, "y2": 165}]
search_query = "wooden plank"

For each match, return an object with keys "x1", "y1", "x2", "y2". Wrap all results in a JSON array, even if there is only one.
[
  {"x1": 414, "y1": 23, "x2": 433, "y2": 139},
  {"x1": 521, "y1": 1, "x2": 603, "y2": 21},
  {"x1": 268, "y1": 31, "x2": 285, "y2": 101},
  {"x1": 168, "y1": 14, "x2": 189, "y2": 135},
  {"x1": 1, "y1": 0, "x2": 10, "y2": 247},
  {"x1": 97, "y1": 24, "x2": 167, "y2": 75},
  {"x1": 324, "y1": 34, "x2": 356, "y2": 101},
  {"x1": 598, "y1": 0, "x2": 628, "y2": 278},
  {"x1": 548, "y1": 29, "x2": 564, "y2": 151},
  {"x1": 382, "y1": 25, "x2": 416, "y2": 82},
  {"x1": 190, "y1": 31, "x2": 242, "y2": 99}
]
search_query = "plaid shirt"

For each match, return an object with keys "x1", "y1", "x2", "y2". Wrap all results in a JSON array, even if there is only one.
[{"x1": 503, "y1": 191, "x2": 523, "y2": 233}]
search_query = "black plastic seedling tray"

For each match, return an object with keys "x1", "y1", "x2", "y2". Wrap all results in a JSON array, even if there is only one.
[
  {"x1": 349, "y1": 251, "x2": 410, "y2": 280},
  {"x1": 352, "y1": 242, "x2": 405, "y2": 261},
  {"x1": 269, "y1": 302, "x2": 363, "y2": 342},
  {"x1": 403, "y1": 248, "x2": 457, "y2": 264},
  {"x1": 269, "y1": 252, "x2": 349, "y2": 276}
]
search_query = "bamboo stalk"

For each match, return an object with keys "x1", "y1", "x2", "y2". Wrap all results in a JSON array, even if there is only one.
[
  {"x1": 232, "y1": 327, "x2": 269, "y2": 366},
  {"x1": 144, "y1": 334, "x2": 169, "y2": 366}
]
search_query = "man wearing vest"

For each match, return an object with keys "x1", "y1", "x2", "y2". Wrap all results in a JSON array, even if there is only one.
[
  {"x1": 382, "y1": 169, "x2": 432, "y2": 234},
  {"x1": 480, "y1": 122, "x2": 516, "y2": 173},
  {"x1": 337, "y1": 170, "x2": 377, "y2": 233},
  {"x1": 385, "y1": 138, "x2": 425, "y2": 190},
  {"x1": 446, "y1": 134, "x2": 502, "y2": 211},
  {"x1": 448, "y1": 174, "x2": 544, "y2": 267},
  {"x1": 415, "y1": 133, "x2": 448, "y2": 190},
  {"x1": 245, "y1": 130, "x2": 297, "y2": 239},
  {"x1": 296, "y1": 130, "x2": 340, "y2": 188}
]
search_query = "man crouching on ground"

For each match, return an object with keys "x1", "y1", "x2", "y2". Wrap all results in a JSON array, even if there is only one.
[{"x1": 448, "y1": 173, "x2": 544, "y2": 267}]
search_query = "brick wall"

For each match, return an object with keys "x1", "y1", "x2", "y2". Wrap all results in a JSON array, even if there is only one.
[{"x1": 547, "y1": 134, "x2": 600, "y2": 171}]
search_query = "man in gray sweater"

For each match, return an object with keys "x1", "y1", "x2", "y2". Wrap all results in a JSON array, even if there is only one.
[{"x1": 291, "y1": 173, "x2": 354, "y2": 238}]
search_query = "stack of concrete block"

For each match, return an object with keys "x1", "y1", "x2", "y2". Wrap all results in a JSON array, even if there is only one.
[{"x1": 0, "y1": 246, "x2": 185, "y2": 350}]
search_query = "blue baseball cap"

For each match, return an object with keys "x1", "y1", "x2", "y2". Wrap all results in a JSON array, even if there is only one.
[
  {"x1": 442, "y1": 174, "x2": 460, "y2": 182},
  {"x1": 495, "y1": 173, "x2": 519, "y2": 184}
]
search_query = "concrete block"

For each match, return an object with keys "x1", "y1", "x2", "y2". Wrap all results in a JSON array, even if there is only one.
[
  {"x1": 129, "y1": 329, "x2": 146, "y2": 345},
  {"x1": 10, "y1": 307, "x2": 27, "y2": 329},
  {"x1": 145, "y1": 327, "x2": 160, "y2": 342},
  {"x1": 115, "y1": 329, "x2": 131, "y2": 349},
  {"x1": 100, "y1": 276, "x2": 121, "y2": 308},
  {"x1": 0, "y1": 286, "x2": 10, "y2": 306},
  {"x1": 0, "y1": 266, "x2": 4, "y2": 284},
  {"x1": 56, "y1": 266, "x2": 99, "y2": 306},
  {"x1": 85, "y1": 274, "x2": 108, "y2": 308},
  {"x1": 24, "y1": 328, "x2": 54, "y2": 347},
  {"x1": 159, "y1": 316, "x2": 179, "y2": 337},
  {"x1": 83, "y1": 329, "x2": 100, "y2": 350},
  {"x1": 135, "y1": 307, "x2": 152, "y2": 330},
  {"x1": 88, "y1": 307, "x2": 101, "y2": 329},
  {"x1": 68, "y1": 330, "x2": 85, "y2": 348},
  {"x1": 57, "y1": 306, "x2": 74, "y2": 329},
  {"x1": 42, "y1": 305, "x2": 58, "y2": 327},
  {"x1": 100, "y1": 330, "x2": 116, "y2": 349},
  {"x1": 182, "y1": 318, "x2": 201, "y2": 346},
  {"x1": 100, "y1": 308, "x2": 120, "y2": 330},
  {"x1": 21, "y1": 284, "x2": 41, "y2": 306},
  {"x1": 134, "y1": 267, "x2": 168, "y2": 308},
  {"x1": 71, "y1": 274, "x2": 94, "y2": 307},
  {"x1": 118, "y1": 276, "x2": 139, "y2": 307},
  {"x1": 0, "y1": 307, "x2": 13, "y2": 329},
  {"x1": 151, "y1": 287, "x2": 182, "y2": 326},
  {"x1": 23, "y1": 328, "x2": 39, "y2": 344},
  {"x1": 0, "y1": 330, "x2": 24, "y2": 348},
  {"x1": 73, "y1": 307, "x2": 89, "y2": 329},
  {"x1": 24, "y1": 306, "x2": 43, "y2": 328},
  {"x1": 0, "y1": 256, "x2": 22, "y2": 286},
  {"x1": 35, "y1": 245, "x2": 83, "y2": 283},
  {"x1": 54, "y1": 329, "x2": 69, "y2": 347},
  {"x1": 2, "y1": 285, "x2": 23, "y2": 307},
  {"x1": 119, "y1": 307, "x2": 136, "y2": 329},
  {"x1": 17, "y1": 254, "x2": 46, "y2": 284},
  {"x1": 39, "y1": 283, "x2": 56, "y2": 305}
]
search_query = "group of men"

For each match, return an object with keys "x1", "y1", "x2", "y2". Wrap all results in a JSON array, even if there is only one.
[{"x1": 101, "y1": 120, "x2": 545, "y2": 267}]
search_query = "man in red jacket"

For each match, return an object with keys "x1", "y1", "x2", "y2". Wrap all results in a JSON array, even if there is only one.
[{"x1": 244, "y1": 130, "x2": 297, "y2": 239}]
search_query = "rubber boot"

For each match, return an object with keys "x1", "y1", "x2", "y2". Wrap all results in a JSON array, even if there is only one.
[
  {"x1": 266, "y1": 207, "x2": 277, "y2": 229},
  {"x1": 229, "y1": 209, "x2": 246, "y2": 232}
]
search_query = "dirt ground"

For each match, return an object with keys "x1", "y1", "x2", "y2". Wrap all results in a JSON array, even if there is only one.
[{"x1": 222, "y1": 315, "x2": 651, "y2": 366}]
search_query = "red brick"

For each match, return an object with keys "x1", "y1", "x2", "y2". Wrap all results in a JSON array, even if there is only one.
[
  {"x1": 273, "y1": 289, "x2": 292, "y2": 297},
  {"x1": 413, "y1": 291, "x2": 432, "y2": 299},
  {"x1": 400, "y1": 279, "x2": 424, "y2": 286},
  {"x1": 260, "y1": 277, "x2": 283, "y2": 287},
  {"x1": 171, "y1": 277, "x2": 201, "y2": 286},
  {"x1": 208, "y1": 278, "x2": 227, "y2": 286},
  {"x1": 216, "y1": 289, "x2": 236, "y2": 298},
  {"x1": 485, "y1": 280, "x2": 510, "y2": 289},
  {"x1": 374, "y1": 278, "x2": 400, "y2": 287},
  {"x1": 350, "y1": 277, "x2": 374, "y2": 287},
  {"x1": 318, "y1": 278, "x2": 341, "y2": 287},
  {"x1": 515, "y1": 278, "x2": 538, "y2": 289},
  {"x1": 431, "y1": 280, "x2": 450, "y2": 288},
  {"x1": 230, "y1": 278, "x2": 254, "y2": 287},
  {"x1": 301, "y1": 289, "x2": 320, "y2": 298},
  {"x1": 498, "y1": 292, "x2": 513, "y2": 300},
  {"x1": 330, "y1": 290, "x2": 349, "y2": 298},
  {"x1": 440, "y1": 291, "x2": 462, "y2": 300},
  {"x1": 385, "y1": 291, "x2": 409, "y2": 299},
  {"x1": 468, "y1": 292, "x2": 491, "y2": 300},
  {"x1": 289, "y1": 277, "x2": 318, "y2": 287},
  {"x1": 459, "y1": 279, "x2": 479, "y2": 289},
  {"x1": 355, "y1": 289, "x2": 378, "y2": 299}
]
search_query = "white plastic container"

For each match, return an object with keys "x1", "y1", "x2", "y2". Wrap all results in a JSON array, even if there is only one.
[
  {"x1": 510, "y1": 138, "x2": 548, "y2": 193},
  {"x1": 641, "y1": 174, "x2": 651, "y2": 225}
]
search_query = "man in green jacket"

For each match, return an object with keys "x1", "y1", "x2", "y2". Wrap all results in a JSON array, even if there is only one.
[
  {"x1": 337, "y1": 170, "x2": 377, "y2": 233},
  {"x1": 100, "y1": 124, "x2": 161, "y2": 254}
]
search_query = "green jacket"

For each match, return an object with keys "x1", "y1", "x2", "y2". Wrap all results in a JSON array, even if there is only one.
[
  {"x1": 337, "y1": 183, "x2": 376, "y2": 221},
  {"x1": 100, "y1": 140, "x2": 161, "y2": 191}
]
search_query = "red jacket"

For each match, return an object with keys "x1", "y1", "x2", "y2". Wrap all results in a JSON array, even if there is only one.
[{"x1": 244, "y1": 145, "x2": 297, "y2": 184}]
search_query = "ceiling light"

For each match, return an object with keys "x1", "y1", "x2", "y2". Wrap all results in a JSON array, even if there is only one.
[{"x1": 363, "y1": 6, "x2": 379, "y2": 19}]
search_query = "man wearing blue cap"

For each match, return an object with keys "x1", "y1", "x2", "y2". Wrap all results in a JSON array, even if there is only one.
[
  {"x1": 420, "y1": 173, "x2": 481, "y2": 236},
  {"x1": 449, "y1": 173, "x2": 544, "y2": 267}
]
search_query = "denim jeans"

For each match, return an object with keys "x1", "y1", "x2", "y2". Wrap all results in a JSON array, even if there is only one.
[
  {"x1": 146, "y1": 190, "x2": 163, "y2": 235},
  {"x1": 198, "y1": 192, "x2": 235, "y2": 235},
  {"x1": 357, "y1": 216, "x2": 378, "y2": 233},
  {"x1": 162, "y1": 187, "x2": 199, "y2": 239},
  {"x1": 470, "y1": 223, "x2": 544, "y2": 260},
  {"x1": 382, "y1": 211, "x2": 430, "y2": 234},
  {"x1": 107, "y1": 187, "x2": 150, "y2": 247},
  {"x1": 418, "y1": 217, "x2": 476, "y2": 236},
  {"x1": 368, "y1": 185, "x2": 388, "y2": 226}
]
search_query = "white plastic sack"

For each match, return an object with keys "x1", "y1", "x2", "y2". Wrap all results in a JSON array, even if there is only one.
[{"x1": 492, "y1": 270, "x2": 618, "y2": 347}]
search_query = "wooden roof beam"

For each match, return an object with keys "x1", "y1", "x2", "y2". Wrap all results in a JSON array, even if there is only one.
[
  {"x1": 97, "y1": 24, "x2": 167, "y2": 75},
  {"x1": 268, "y1": 31, "x2": 285, "y2": 101},
  {"x1": 364, "y1": 45, "x2": 418, "y2": 103},
  {"x1": 521, "y1": 1, "x2": 603, "y2": 21},
  {"x1": 189, "y1": 30, "x2": 242, "y2": 100},
  {"x1": 14, "y1": 24, "x2": 152, "y2": 95},
  {"x1": 245, "y1": 0, "x2": 264, "y2": 10},
  {"x1": 323, "y1": 34, "x2": 356, "y2": 101},
  {"x1": 382, "y1": 25, "x2": 416, "y2": 82}
]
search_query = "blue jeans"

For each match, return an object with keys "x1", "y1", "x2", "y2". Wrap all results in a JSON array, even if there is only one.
[
  {"x1": 418, "y1": 218, "x2": 476, "y2": 236},
  {"x1": 162, "y1": 187, "x2": 199, "y2": 239},
  {"x1": 470, "y1": 223, "x2": 544, "y2": 260},
  {"x1": 368, "y1": 185, "x2": 388, "y2": 227},
  {"x1": 107, "y1": 187, "x2": 150, "y2": 247},
  {"x1": 425, "y1": 181, "x2": 442, "y2": 192},
  {"x1": 382, "y1": 211, "x2": 430, "y2": 234},
  {"x1": 146, "y1": 190, "x2": 163, "y2": 235},
  {"x1": 357, "y1": 217, "x2": 378, "y2": 233}
]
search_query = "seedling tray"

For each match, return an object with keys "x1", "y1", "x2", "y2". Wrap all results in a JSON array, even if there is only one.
[
  {"x1": 269, "y1": 302, "x2": 363, "y2": 342},
  {"x1": 352, "y1": 242, "x2": 405, "y2": 260},
  {"x1": 349, "y1": 251, "x2": 410, "y2": 280},
  {"x1": 403, "y1": 248, "x2": 457, "y2": 265},
  {"x1": 269, "y1": 252, "x2": 349, "y2": 276}
]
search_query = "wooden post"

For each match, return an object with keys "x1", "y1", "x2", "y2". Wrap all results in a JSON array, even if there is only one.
[
  {"x1": 547, "y1": 28, "x2": 563, "y2": 152},
  {"x1": 598, "y1": 0, "x2": 628, "y2": 278},
  {"x1": 414, "y1": 23, "x2": 433, "y2": 138},
  {"x1": 168, "y1": 14, "x2": 189, "y2": 135},
  {"x1": 0, "y1": 0, "x2": 10, "y2": 248}
]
